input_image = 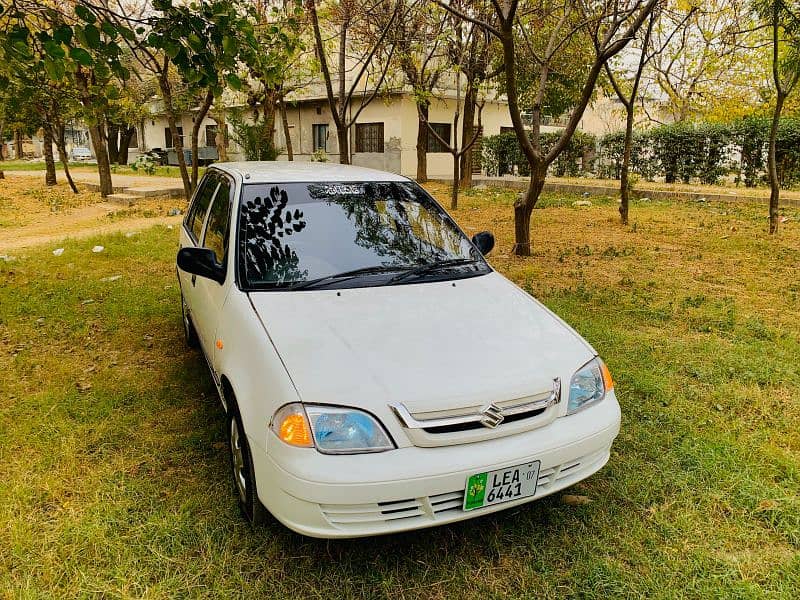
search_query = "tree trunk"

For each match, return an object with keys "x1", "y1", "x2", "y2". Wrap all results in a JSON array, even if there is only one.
[
  {"x1": 619, "y1": 104, "x2": 635, "y2": 225},
  {"x1": 118, "y1": 126, "x2": 135, "y2": 165},
  {"x1": 337, "y1": 124, "x2": 349, "y2": 164},
  {"x1": 416, "y1": 102, "x2": 429, "y2": 182},
  {"x1": 107, "y1": 122, "x2": 120, "y2": 164},
  {"x1": 451, "y1": 151, "x2": 460, "y2": 210},
  {"x1": 74, "y1": 71, "x2": 113, "y2": 196},
  {"x1": 280, "y1": 101, "x2": 293, "y2": 161},
  {"x1": 191, "y1": 89, "x2": 214, "y2": 191},
  {"x1": 88, "y1": 123, "x2": 113, "y2": 197},
  {"x1": 459, "y1": 84, "x2": 476, "y2": 190},
  {"x1": 213, "y1": 95, "x2": 229, "y2": 162},
  {"x1": 264, "y1": 102, "x2": 277, "y2": 159},
  {"x1": 158, "y1": 66, "x2": 191, "y2": 199},
  {"x1": 55, "y1": 122, "x2": 78, "y2": 193},
  {"x1": 42, "y1": 125, "x2": 57, "y2": 186},
  {"x1": 14, "y1": 128, "x2": 23, "y2": 159},
  {"x1": 767, "y1": 92, "x2": 785, "y2": 234},
  {"x1": 513, "y1": 168, "x2": 547, "y2": 256}
]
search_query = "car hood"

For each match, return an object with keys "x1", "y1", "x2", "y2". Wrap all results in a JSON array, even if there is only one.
[{"x1": 248, "y1": 272, "x2": 595, "y2": 414}]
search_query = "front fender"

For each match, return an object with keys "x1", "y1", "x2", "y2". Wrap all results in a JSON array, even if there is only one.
[{"x1": 215, "y1": 289, "x2": 301, "y2": 454}]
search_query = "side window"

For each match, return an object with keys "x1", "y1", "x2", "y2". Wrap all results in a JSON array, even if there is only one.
[
  {"x1": 185, "y1": 173, "x2": 218, "y2": 243},
  {"x1": 202, "y1": 177, "x2": 233, "y2": 264}
]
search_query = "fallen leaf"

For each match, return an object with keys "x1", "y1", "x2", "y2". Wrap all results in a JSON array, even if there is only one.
[{"x1": 562, "y1": 494, "x2": 592, "y2": 506}]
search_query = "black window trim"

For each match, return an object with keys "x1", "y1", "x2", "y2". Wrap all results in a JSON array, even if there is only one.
[
  {"x1": 200, "y1": 171, "x2": 235, "y2": 277},
  {"x1": 183, "y1": 171, "x2": 220, "y2": 246}
]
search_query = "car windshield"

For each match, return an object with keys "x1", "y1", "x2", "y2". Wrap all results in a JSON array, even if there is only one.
[{"x1": 237, "y1": 181, "x2": 488, "y2": 290}]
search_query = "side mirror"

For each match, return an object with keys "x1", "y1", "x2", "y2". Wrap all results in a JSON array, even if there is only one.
[
  {"x1": 177, "y1": 247, "x2": 225, "y2": 284},
  {"x1": 472, "y1": 231, "x2": 495, "y2": 255}
]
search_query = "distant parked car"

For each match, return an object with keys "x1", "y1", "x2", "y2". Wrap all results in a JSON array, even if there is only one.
[
  {"x1": 70, "y1": 147, "x2": 92, "y2": 161},
  {"x1": 177, "y1": 162, "x2": 620, "y2": 538}
]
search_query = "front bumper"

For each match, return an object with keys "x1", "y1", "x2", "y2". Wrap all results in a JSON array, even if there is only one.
[{"x1": 252, "y1": 392, "x2": 621, "y2": 538}]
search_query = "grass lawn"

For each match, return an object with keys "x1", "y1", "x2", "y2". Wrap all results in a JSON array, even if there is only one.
[
  {"x1": 1, "y1": 182, "x2": 799, "y2": 598},
  {"x1": 1, "y1": 160, "x2": 197, "y2": 179}
]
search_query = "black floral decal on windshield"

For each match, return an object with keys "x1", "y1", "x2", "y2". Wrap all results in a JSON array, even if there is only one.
[{"x1": 243, "y1": 186, "x2": 307, "y2": 283}]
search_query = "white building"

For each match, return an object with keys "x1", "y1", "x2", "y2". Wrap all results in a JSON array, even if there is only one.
[{"x1": 135, "y1": 82, "x2": 617, "y2": 179}]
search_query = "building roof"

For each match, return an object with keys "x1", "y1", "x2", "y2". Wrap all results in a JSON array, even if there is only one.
[{"x1": 214, "y1": 161, "x2": 411, "y2": 183}]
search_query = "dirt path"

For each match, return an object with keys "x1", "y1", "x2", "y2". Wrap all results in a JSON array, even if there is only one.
[
  {"x1": 0, "y1": 175, "x2": 183, "y2": 252},
  {"x1": 6, "y1": 169, "x2": 183, "y2": 190},
  {"x1": 0, "y1": 207, "x2": 182, "y2": 251}
]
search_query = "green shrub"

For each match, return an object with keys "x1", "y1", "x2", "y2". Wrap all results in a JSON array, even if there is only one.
[
  {"x1": 229, "y1": 113, "x2": 279, "y2": 161},
  {"x1": 481, "y1": 131, "x2": 597, "y2": 177},
  {"x1": 597, "y1": 116, "x2": 800, "y2": 188}
]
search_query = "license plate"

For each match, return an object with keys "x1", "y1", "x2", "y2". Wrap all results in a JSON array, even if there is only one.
[{"x1": 463, "y1": 460, "x2": 540, "y2": 511}]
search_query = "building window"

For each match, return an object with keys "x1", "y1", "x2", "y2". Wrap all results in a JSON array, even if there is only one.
[
  {"x1": 312, "y1": 124, "x2": 328, "y2": 152},
  {"x1": 355, "y1": 123, "x2": 384, "y2": 153},
  {"x1": 205, "y1": 125, "x2": 217, "y2": 147},
  {"x1": 427, "y1": 123, "x2": 451, "y2": 153},
  {"x1": 204, "y1": 124, "x2": 228, "y2": 148},
  {"x1": 165, "y1": 126, "x2": 184, "y2": 148}
]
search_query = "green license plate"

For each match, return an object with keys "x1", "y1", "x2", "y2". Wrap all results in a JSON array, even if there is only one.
[{"x1": 463, "y1": 460, "x2": 540, "y2": 511}]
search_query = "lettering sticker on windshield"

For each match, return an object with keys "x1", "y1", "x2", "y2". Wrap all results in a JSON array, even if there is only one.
[{"x1": 320, "y1": 184, "x2": 364, "y2": 196}]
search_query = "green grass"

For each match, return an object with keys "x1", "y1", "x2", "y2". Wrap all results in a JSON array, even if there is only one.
[
  {"x1": 1, "y1": 160, "x2": 90, "y2": 171},
  {"x1": 1, "y1": 187, "x2": 799, "y2": 598},
  {"x1": 1, "y1": 160, "x2": 199, "y2": 178}
]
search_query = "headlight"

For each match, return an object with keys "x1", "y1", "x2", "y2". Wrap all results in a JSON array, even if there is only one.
[
  {"x1": 271, "y1": 403, "x2": 395, "y2": 454},
  {"x1": 306, "y1": 405, "x2": 395, "y2": 454},
  {"x1": 567, "y1": 357, "x2": 614, "y2": 414}
]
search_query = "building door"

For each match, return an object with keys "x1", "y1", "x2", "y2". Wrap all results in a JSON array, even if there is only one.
[
  {"x1": 472, "y1": 126, "x2": 483, "y2": 174},
  {"x1": 312, "y1": 124, "x2": 328, "y2": 152},
  {"x1": 165, "y1": 126, "x2": 184, "y2": 148}
]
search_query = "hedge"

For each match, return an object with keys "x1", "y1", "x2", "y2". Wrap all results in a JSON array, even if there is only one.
[
  {"x1": 481, "y1": 131, "x2": 597, "y2": 178},
  {"x1": 598, "y1": 117, "x2": 800, "y2": 188}
]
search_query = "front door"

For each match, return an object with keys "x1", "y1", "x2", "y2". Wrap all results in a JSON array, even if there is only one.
[{"x1": 189, "y1": 173, "x2": 235, "y2": 367}]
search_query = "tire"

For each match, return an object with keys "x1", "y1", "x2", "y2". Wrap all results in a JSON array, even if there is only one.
[
  {"x1": 181, "y1": 294, "x2": 200, "y2": 350},
  {"x1": 226, "y1": 395, "x2": 268, "y2": 526}
]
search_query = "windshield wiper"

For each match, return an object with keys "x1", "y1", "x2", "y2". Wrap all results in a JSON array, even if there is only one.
[
  {"x1": 385, "y1": 258, "x2": 481, "y2": 285},
  {"x1": 288, "y1": 265, "x2": 410, "y2": 290}
]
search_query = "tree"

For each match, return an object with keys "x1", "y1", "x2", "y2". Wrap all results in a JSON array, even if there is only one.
[
  {"x1": 118, "y1": 0, "x2": 257, "y2": 197},
  {"x1": 756, "y1": 0, "x2": 800, "y2": 234},
  {"x1": 0, "y1": 2, "x2": 135, "y2": 197},
  {"x1": 306, "y1": 0, "x2": 402, "y2": 164},
  {"x1": 245, "y1": 1, "x2": 305, "y2": 162},
  {"x1": 645, "y1": 1, "x2": 763, "y2": 124},
  {"x1": 420, "y1": 10, "x2": 487, "y2": 208},
  {"x1": 437, "y1": 0, "x2": 658, "y2": 256},
  {"x1": 604, "y1": 5, "x2": 694, "y2": 224},
  {"x1": 388, "y1": 0, "x2": 448, "y2": 181}
]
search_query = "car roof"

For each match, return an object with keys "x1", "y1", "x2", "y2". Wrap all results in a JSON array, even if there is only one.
[{"x1": 212, "y1": 161, "x2": 410, "y2": 183}]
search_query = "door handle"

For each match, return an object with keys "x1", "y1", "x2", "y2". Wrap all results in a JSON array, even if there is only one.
[{"x1": 191, "y1": 274, "x2": 197, "y2": 286}]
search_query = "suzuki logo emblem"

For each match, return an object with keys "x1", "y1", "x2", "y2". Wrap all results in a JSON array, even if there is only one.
[{"x1": 480, "y1": 403, "x2": 505, "y2": 428}]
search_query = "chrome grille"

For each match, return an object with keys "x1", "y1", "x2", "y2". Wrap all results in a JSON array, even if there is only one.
[{"x1": 390, "y1": 379, "x2": 562, "y2": 447}]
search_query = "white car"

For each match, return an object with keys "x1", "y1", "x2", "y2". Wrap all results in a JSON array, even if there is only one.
[
  {"x1": 177, "y1": 162, "x2": 620, "y2": 538},
  {"x1": 70, "y1": 147, "x2": 92, "y2": 161}
]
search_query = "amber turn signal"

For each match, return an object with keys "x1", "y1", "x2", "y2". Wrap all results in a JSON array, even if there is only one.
[
  {"x1": 271, "y1": 403, "x2": 314, "y2": 447},
  {"x1": 600, "y1": 361, "x2": 614, "y2": 392}
]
